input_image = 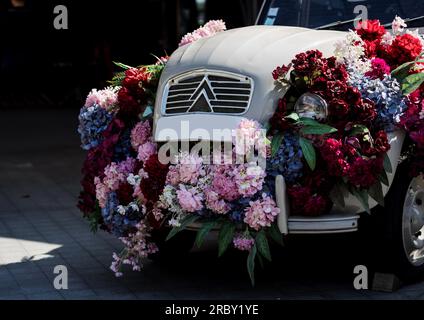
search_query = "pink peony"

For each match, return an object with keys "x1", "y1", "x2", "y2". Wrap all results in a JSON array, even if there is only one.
[
  {"x1": 244, "y1": 194, "x2": 280, "y2": 231},
  {"x1": 131, "y1": 121, "x2": 151, "y2": 150},
  {"x1": 176, "y1": 186, "x2": 204, "y2": 212}
]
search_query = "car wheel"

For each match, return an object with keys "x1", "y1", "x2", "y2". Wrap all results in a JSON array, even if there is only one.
[
  {"x1": 361, "y1": 161, "x2": 424, "y2": 282},
  {"x1": 149, "y1": 228, "x2": 196, "y2": 262}
]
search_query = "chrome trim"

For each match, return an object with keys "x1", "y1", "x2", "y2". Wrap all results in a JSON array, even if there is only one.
[{"x1": 161, "y1": 69, "x2": 254, "y2": 116}]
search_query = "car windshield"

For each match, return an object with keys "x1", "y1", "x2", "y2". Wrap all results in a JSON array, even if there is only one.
[{"x1": 257, "y1": 0, "x2": 424, "y2": 30}]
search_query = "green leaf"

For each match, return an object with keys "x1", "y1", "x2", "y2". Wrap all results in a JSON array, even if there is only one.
[
  {"x1": 285, "y1": 112, "x2": 300, "y2": 122},
  {"x1": 247, "y1": 244, "x2": 257, "y2": 287},
  {"x1": 379, "y1": 169, "x2": 389, "y2": 186},
  {"x1": 256, "y1": 230, "x2": 272, "y2": 262},
  {"x1": 218, "y1": 223, "x2": 236, "y2": 257},
  {"x1": 166, "y1": 215, "x2": 199, "y2": 241},
  {"x1": 195, "y1": 221, "x2": 217, "y2": 248},
  {"x1": 329, "y1": 183, "x2": 346, "y2": 208},
  {"x1": 299, "y1": 137, "x2": 316, "y2": 171},
  {"x1": 391, "y1": 59, "x2": 424, "y2": 82},
  {"x1": 257, "y1": 252, "x2": 265, "y2": 269},
  {"x1": 351, "y1": 188, "x2": 370, "y2": 214},
  {"x1": 269, "y1": 223, "x2": 284, "y2": 246},
  {"x1": 350, "y1": 124, "x2": 370, "y2": 136},
  {"x1": 383, "y1": 153, "x2": 392, "y2": 173},
  {"x1": 300, "y1": 124, "x2": 338, "y2": 135},
  {"x1": 368, "y1": 182, "x2": 385, "y2": 207},
  {"x1": 271, "y1": 133, "x2": 284, "y2": 157},
  {"x1": 113, "y1": 61, "x2": 133, "y2": 70},
  {"x1": 299, "y1": 117, "x2": 320, "y2": 126},
  {"x1": 402, "y1": 72, "x2": 424, "y2": 95}
]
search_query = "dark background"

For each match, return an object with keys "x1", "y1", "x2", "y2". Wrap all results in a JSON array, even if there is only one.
[{"x1": 0, "y1": 0, "x2": 262, "y2": 109}]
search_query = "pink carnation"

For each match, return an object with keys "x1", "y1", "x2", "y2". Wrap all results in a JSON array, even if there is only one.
[
  {"x1": 85, "y1": 87, "x2": 119, "y2": 110},
  {"x1": 178, "y1": 153, "x2": 203, "y2": 184},
  {"x1": 211, "y1": 165, "x2": 239, "y2": 201},
  {"x1": 244, "y1": 194, "x2": 280, "y2": 231},
  {"x1": 365, "y1": 58, "x2": 391, "y2": 79},
  {"x1": 205, "y1": 189, "x2": 230, "y2": 214},
  {"x1": 233, "y1": 234, "x2": 255, "y2": 251},
  {"x1": 137, "y1": 141, "x2": 157, "y2": 163},
  {"x1": 179, "y1": 20, "x2": 226, "y2": 46},
  {"x1": 131, "y1": 121, "x2": 151, "y2": 150},
  {"x1": 233, "y1": 164, "x2": 265, "y2": 197},
  {"x1": 176, "y1": 186, "x2": 204, "y2": 212}
]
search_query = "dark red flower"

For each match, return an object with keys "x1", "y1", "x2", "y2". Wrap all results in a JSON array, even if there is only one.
[
  {"x1": 329, "y1": 98, "x2": 350, "y2": 118},
  {"x1": 116, "y1": 182, "x2": 134, "y2": 206},
  {"x1": 287, "y1": 186, "x2": 311, "y2": 215},
  {"x1": 345, "y1": 86, "x2": 362, "y2": 106},
  {"x1": 269, "y1": 98, "x2": 290, "y2": 132},
  {"x1": 139, "y1": 154, "x2": 169, "y2": 203},
  {"x1": 303, "y1": 195, "x2": 331, "y2": 216},
  {"x1": 356, "y1": 19, "x2": 386, "y2": 42},
  {"x1": 325, "y1": 80, "x2": 348, "y2": 99},
  {"x1": 347, "y1": 157, "x2": 381, "y2": 188},
  {"x1": 292, "y1": 50, "x2": 326, "y2": 78},
  {"x1": 122, "y1": 67, "x2": 150, "y2": 93},
  {"x1": 353, "y1": 98, "x2": 377, "y2": 123},
  {"x1": 117, "y1": 87, "x2": 143, "y2": 120},
  {"x1": 272, "y1": 64, "x2": 291, "y2": 80},
  {"x1": 319, "y1": 138, "x2": 350, "y2": 177}
]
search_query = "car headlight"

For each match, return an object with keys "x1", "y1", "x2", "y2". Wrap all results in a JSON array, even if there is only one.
[{"x1": 294, "y1": 93, "x2": 328, "y2": 121}]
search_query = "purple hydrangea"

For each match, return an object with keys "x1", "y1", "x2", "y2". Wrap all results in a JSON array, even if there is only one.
[{"x1": 78, "y1": 104, "x2": 113, "y2": 150}]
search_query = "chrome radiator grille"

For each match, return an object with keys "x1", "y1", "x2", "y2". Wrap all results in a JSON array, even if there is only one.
[{"x1": 163, "y1": 71, "x2": 253, "y2": 115}]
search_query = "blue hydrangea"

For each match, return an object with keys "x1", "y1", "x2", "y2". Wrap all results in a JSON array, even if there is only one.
[
  {"x1": 113, "y1": 128, "x2": 133, "y2": 162},
  {"x1": 101, "y1": 192, "x2": 142, "y2": 237},
  {"x1": 78, "y1": 104, "x2": 113, "y2": 150},
  {"x1": 267, "y1": 133, "x2": 304, "y2": 184},
  {"x1": 350, "y1": 74, "x2": 407, "y2": 131}
]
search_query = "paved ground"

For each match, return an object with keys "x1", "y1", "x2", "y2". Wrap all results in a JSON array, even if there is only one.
[{"x1": 1, "y1": 108, "x2": 424, "y2": 300}]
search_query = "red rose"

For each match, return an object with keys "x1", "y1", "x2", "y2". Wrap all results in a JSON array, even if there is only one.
[{"x1": 356, "y1": 19, "x2": 386, "y2": 42}]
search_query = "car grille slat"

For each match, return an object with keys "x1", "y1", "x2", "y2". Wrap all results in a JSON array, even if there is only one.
[{"x1": 164, "y1": 71, "x2": 253, "y2": 115}]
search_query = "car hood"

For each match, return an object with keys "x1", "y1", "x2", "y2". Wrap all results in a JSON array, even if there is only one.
[{"x1": 156, "y1": 25, "x2": 347, "y2": 126}]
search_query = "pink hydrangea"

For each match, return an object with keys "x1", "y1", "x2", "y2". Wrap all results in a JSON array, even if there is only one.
[
  {"x1": 244, "y1": 194, "x2": 280, "y2": 231},
  {"x1": 103, "y1": 158, "x2": 135, "y2": 191},
  {"x1": 205, "y1": 189, "x2": 230, "y2": 214},
  {"x1": 137, "y1": 141, "x2": 157, "y2": 163},
  {"x1": 176, "y1": 186, "x2": 204, "y2": 212},
  {"x1": 233, "y1": 164, "x2": 265, "y2": 197},
  {"x1": 94, "y1": 177, "x2": 108, "y2": 208},
  {"x1": 85, "y1": 87, "x2": 119, "y2": 110},
  {"x1": 233, "y1": 234, "x2": 255, "y2": 251},
  {"x1": 179, "y1": 20, "x2": 226, "y2": 46},
  {"x1": 210, "y1": 165, "x2": 239, "y2": 201},
  {"x1": 166, "y1": 166, "x2": 180, "y2": 186},
  {"x1": 178, "y1": 153, "x2": 203, "y2": 184},
  {"x1": 131, "y1": 121, "x2": 151, "y2": 150}
]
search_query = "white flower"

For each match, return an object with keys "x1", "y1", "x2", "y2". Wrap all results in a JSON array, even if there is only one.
[
  {"x1": 126, "y1": 173, "x2": 139, "y2": 186},
  {"x1": 334, "y1": 30, "x2": 371, "y2": 75},
  {"x1": 117, "y1": 205, "x2": 126, "y2": 215},
  {"x1": 168, "y1": 218, "x2": 181, "y2": 228},
  {"x1": 129, "y1": 202, "x2": 139, "y2": 212},
  {"x1": 392, "y1": 16, "x2": 407, "y2": 35},
  {"x1": 381, "y1": 32, "x2": 394, "y2": 45}
]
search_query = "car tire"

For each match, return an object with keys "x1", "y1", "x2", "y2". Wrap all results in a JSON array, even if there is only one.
[
  {"x1": 149, "y1": 228, "x2": 196, "y2": 262},
  {"x1": 360, "y1": 161, "x2": 424, "y2": 282}
]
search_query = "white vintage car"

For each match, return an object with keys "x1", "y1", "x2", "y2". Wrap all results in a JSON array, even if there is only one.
[{"x1": 152, "y1": 0, "x2": 424, "y2": 280}]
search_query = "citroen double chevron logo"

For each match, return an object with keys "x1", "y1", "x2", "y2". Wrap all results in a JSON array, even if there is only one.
[{"x1": 188, "y1": 77, "x2": 216, "y2": 113}]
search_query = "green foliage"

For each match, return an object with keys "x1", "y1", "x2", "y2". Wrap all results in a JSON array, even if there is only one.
[
  {"x1": 247, "y1": 244, "x2": 257, "y2": 286},
  {"x1": 401, "y1": 72, "x2": 424, "y2": 95},
  {"x1": 255, "y1": 230, "x2": 272, "y2": 262},
  {"x1": 195, "y1": 221, "x2": 218, "y2": 248},
  {"x1": 271, "y1": 133, "x2": 284, "y2": 157},
  {"x1": 299, "y1": 137, "x2": 316, "y2": 171},
  {"x1": 218, "y1": 222, "x2": 236, "y2": 257},
  {"x1": 166, "y1": 215, "x2": 199, "y2": 241}
]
